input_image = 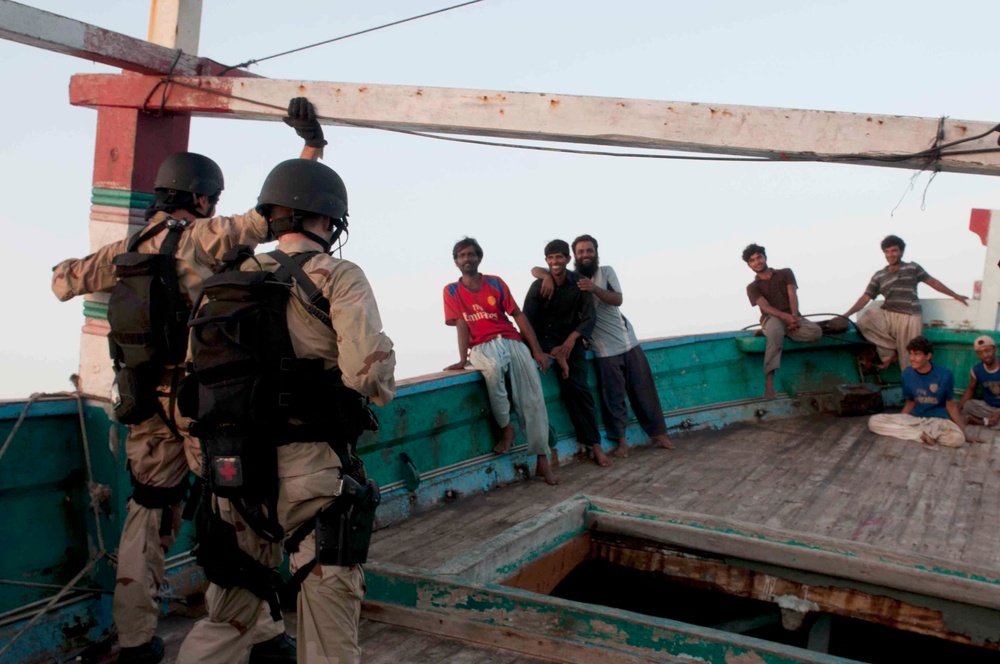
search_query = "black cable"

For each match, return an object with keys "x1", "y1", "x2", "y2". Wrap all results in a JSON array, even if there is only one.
[{"x1": 221, "y1": 0, "x2": 486, "y2": 74}]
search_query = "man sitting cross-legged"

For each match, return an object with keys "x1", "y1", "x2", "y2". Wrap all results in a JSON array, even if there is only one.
[
  {"x1": 958, "y1": 334, "x2": 1000, "y2": 437},
  {"x1": 868, "y1": 336, "x2": 980, "y2": 447}
]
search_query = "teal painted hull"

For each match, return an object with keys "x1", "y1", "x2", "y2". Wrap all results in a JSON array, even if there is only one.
[{"x1": 0, "y1": 327, "x2": 993, "y2": 661}]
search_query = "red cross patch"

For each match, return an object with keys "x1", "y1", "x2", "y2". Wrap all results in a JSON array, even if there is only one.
[{"x1": 213, "y1": 456, "x2": 243, "y2": 487}]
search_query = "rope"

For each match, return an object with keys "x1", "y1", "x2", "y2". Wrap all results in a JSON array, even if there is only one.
[
  {"x1": 0, "y1": 391, "x2": 112, "y2": 659},
  {"x1": 0, "y1": 555, "x2": 105, "y2": 660}
]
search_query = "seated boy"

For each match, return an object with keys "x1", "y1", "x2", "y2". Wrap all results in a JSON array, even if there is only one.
[{"x1": 868, "y1": 336, "x2": 978, "y2": 447}]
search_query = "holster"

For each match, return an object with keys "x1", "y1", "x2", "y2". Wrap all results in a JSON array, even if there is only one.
[{"x1": 315, "y1": 475, "x2": 381, "y2": 567}]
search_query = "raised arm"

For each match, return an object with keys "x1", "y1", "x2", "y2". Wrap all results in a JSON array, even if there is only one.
[
  {"x1": 285, "y1": 97, "x2": 327, "y2": 161},
  {"x1": 51, "y1": 236, "x2": 130, "y2": 301},
  {"x1": 530, "y1": 266, "x2": 555, "y2": 299},
  {"x1": 924, "y1": 277, "x2": 969, "y2": 306}
]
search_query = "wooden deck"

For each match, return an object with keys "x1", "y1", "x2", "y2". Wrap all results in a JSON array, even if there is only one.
[
  {"x1": 370, "y1": 413, "x2": 1000, "y2": 572},
  {"x1": 153, "y1": 413, "x2": 998, "y2": 662}
]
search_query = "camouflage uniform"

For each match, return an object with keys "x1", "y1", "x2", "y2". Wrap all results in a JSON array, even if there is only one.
[
  {"x1": 51, "y1": 209, "x2": 284, "y2": 649},
  {"x1": 177, "y1": 237, "x2": 396, "y2": 664}
]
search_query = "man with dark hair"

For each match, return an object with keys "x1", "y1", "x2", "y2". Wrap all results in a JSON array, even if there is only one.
[
  {"x1": 443, "y1": 237, "x2": 559, "y2": 484},
  {"x1": 868, "y1": 336, "x2": 978, "y2": 447},
  {"x1": 532, "y1": 234, "x2": 672, "y2": 458},
  {"x1": 523, "y1": 240, "x2": 610, "y2": 467},
  {"x1": 843, "y1": 235, "x2": 968, "y2": 370},
  {"x1": 743, "y1": 243, "x2": 822, "y2": 399},
  {"x1": 959, "y1": 335, "x2": 1000, "y2": 435},
  {"x1": 51, "y1": 98, "x2": 323, "y2": 664}
]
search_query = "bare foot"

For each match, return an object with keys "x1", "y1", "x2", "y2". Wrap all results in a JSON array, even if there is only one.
[
  {"x1": 651, "y1": 434, "x2": 674, "y2": 450},
  {"x1": 493, "y1": 424, "x2": 515, "y2": 454},
  {"x1": 919, "y1": 432, "x2": 936, "y2": 446},
  {"x1": 592, "y1": 445, "x2": 612, "y2": 467},
  {"x1": 612, "y1": 438, "x2": 629, "y2": 458},
  {"x1": 535, "y1": 455, "x2": 560, "y2": 485}
]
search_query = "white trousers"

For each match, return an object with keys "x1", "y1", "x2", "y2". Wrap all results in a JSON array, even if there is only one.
[
  {"x1": 469, "y1": 335, "x2": 550, "y2": 456},
  {"x1": 868, "y1": 413, "x2": 964, "y2": 447}
]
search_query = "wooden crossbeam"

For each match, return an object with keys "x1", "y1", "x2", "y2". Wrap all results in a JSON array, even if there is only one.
[
  {"x1": 68, "y1": 74, "x2": 1000, "y2": 175},
  {"x1": 0, "y1": 0, "x2": 254, "y2": 76}
]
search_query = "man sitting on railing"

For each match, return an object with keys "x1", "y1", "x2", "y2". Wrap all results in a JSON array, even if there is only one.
[
  {"x1": 443, "y1": 237, "x2": 559, "y2": 485},
  {"x1": 842, "y1": 235, "x2": 968, "y2": 370},
  {"x1": 869, "y1": 336, "x2": 980, "y2": 447},
  {"x1": 742, "y1": 243, "x2": 822, "y2": 400}
]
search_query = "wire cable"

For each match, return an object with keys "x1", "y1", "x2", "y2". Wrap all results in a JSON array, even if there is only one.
[{"x1": 221, "y1": 0, "x2": 486, "y2": 73}]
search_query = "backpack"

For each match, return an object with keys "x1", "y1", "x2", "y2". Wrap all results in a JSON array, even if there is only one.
[
  {"x1": 107, "y1": 217, "x2": 191, "y2": 428},
  {"x1": 183, "y1": 246, "x2": 365, "y2": 541}
]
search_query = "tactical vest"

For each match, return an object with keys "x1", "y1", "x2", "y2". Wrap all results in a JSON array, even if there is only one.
[
  {"x1": 182, "y1": 246, "x2": 376, "y2": 542},
  {"x1": 107, "y1": 217, "x2": 191, "y2": 429}
]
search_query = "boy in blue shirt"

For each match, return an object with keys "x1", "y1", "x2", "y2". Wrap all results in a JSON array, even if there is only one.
[
  {"x1": 868, "y1": 336, "x2": 977, "y2": 447},
  {"x1": 959, "y1": 334, "x2": 1000, "y2": 432}
]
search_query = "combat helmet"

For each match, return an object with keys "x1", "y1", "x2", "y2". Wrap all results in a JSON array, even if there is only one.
[
  {"x1": 154, "y1": 152, "x2": 224, "y2": 197},
  {"x1": 257, "y1": 159, "x2": 349, "y2": 251}
]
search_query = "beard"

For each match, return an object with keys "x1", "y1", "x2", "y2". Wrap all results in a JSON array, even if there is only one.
[{"x1": 575, "y1": 254, "x2": 599, "y2": 278}]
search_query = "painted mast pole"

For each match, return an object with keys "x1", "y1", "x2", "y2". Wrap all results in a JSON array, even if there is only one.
[{"x1": 78, "y1": 0, "x2": 203, "y2": 397}]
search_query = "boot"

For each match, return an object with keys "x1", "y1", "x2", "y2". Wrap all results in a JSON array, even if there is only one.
[
  {"x1": 117, "y1": 636, "x2": 164, "y2": 664},
  {"x1": 249, "y1": 633, "x2": 297, "y2": 663}
]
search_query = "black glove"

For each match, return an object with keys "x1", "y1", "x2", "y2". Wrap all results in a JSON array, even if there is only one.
[{"x1": 283, "y1": 97, "x2": 327, "y2": 148}]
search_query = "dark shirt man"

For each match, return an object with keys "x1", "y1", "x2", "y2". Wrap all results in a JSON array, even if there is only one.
[
  {"x1": 524, "y1": 239, "x2": 610, "y2": 467},
  {"x1": 532, "y1": 234, "x2": 672, "y2": 458},
  {"x1": 743, "y1": 243, "x2": 822, "y2": 400}
]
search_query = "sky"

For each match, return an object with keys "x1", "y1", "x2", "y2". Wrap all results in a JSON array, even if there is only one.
[{"x1": 1, "y1": 0, "x2": 999, "y2": 399}]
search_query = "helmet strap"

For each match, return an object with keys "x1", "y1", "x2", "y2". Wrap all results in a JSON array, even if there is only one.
[{"x1": 270, "y1": 214, "x2": 333, "y2": 253}]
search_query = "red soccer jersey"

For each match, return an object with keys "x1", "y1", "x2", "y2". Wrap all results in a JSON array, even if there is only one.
[{"x1": 443, "y1": 275, "x2": 524, "y2": 348}]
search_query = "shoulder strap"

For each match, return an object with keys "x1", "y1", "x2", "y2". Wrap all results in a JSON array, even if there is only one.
[
  {"x1": 127, "y1": 220, "x2": 168, "y2": 252},
  {"x1": 126, "y1": 217, "x2": 191, "y2": 254},
  {"x1": 269, "y1": 250, "x2": 332, "y2": 326}
]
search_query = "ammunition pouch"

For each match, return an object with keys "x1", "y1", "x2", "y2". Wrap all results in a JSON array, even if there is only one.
[
  {"x1": 111, "y1": 365, "x2": 160, "y2": 425},
  {"x1": 194, "y1": 497, "x2": 284, "y2": 622},
  {"x1": 315, "y1": 475, "x2": 381, "y2": 567}
]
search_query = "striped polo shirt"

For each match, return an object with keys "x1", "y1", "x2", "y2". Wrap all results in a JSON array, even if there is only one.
[{"x1": 864, "y1": 261, "x2": 929, "y2": 315}]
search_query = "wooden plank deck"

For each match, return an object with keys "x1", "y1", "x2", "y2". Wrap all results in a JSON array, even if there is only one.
[
  {"x1": 370, "y1": 413, "x2": 1000, "y2": 572},
  {"x1": 147, "y1": 413, "x2": 997, "y2": 662}
]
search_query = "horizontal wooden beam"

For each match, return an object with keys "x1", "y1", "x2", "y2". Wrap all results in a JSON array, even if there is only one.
[
  {"x1": 0, "y1": 0, "x2": 254, "y2": 76},
  {"x1": 68, "y1": 73, "x2": 1000, "y2": 175}
]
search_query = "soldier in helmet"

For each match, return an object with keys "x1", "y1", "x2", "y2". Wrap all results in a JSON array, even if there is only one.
[
  {"x1": 50, "y1": 98, "x2": 326, "y2": 664},
  {"x1": 177, "y1": 159, "x2": 395, "y2": 663}
]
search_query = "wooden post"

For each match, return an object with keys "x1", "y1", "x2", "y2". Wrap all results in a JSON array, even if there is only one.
[{"x1": 78, "y1": 0, "x2": 202, "y2": 398}]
